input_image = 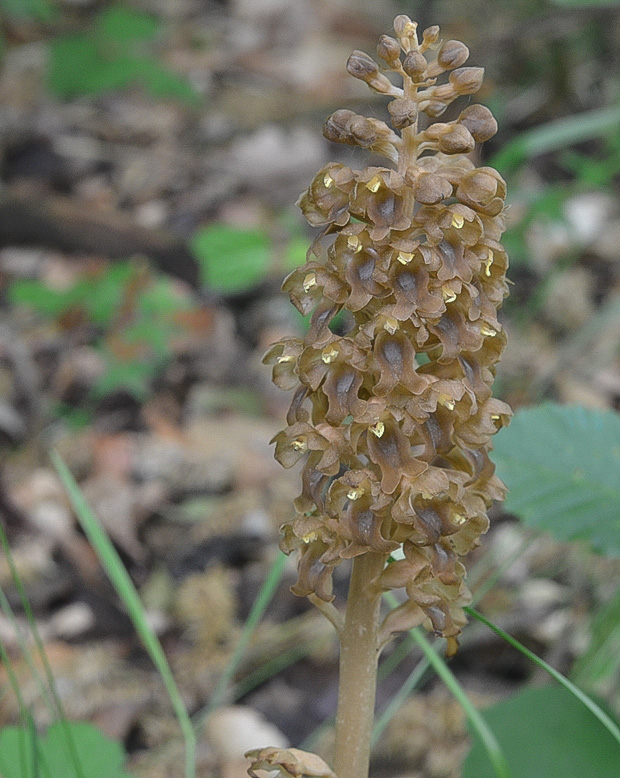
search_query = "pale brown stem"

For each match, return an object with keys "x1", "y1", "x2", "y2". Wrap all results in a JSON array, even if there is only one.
[{"x1": 333, "y1": 552, "x2": 388, "y2": 778}]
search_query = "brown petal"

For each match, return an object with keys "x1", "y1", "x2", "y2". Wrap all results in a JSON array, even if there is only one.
[
  {"x1": 292, "y1": 539, "x2": 337, "y2": 601},
  {"x1": 342, "y1": 499, "x2": 399, "y2": 554},
  {"x1": 323, "y1": 364, "x2": 363, "y2": 424},
  {"x1": 366, "y1": 419, "x2": 427, "y2": 494},
  {"x1": 373, "y1": 330, "x2": 430, "y2": 395},
  {"x1": 390, "y1": 262, "x2": 444, "y2": 320},
  {"x1": 262, "y1": 339, "x2": 303, "y2": 390}
]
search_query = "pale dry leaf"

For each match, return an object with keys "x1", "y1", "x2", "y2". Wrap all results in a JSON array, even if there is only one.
[{"x1": 245, "y1": 747, "x2": 336, "y2": 778}]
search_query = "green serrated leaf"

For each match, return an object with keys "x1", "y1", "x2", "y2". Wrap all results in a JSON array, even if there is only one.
[
  {"x1": 463, "y1": 685, "x2": 620, "y2": 778},
  {"x1": 492, "y1": 404, "x2": 620, "y2": 556},
  {"x1": 0, "y1": 721, "x2": 132, "y2": 778},
  {"x1": 190, "y1": 224, "x2": 271, "y2": 293}
]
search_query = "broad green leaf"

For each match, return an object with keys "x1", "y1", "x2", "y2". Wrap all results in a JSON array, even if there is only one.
[
  {"x1": 492, "y1": 404, "x2": 620, "y2": 556},
  {"x1": 49, "y1": 9, "x2": 198, "y2": 104},
  {"x1": 0, "y1": 721, "x2": 132, "y2": 778},
  {"x1": 463, "y1": 685, "x2": 620, "y2": 778},
  {"x1": 190, "y1": 224, "x2": 271, "y2": 293},
  {"x1": 49, "y1": 37, "x2": 133, "y2": 98}
]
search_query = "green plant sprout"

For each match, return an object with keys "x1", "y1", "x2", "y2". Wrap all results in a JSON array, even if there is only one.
[{"x1": 48, "y1": 5, "x2": 199, "y2": 105}]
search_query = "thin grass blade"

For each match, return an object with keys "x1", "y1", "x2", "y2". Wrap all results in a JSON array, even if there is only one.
[
  {"x1": 466, "y1": 606, "x2": 620, "y2": 747},
  {"x1": 197, "y1": 550, "x2": 288, "y2": 721},
  {"x1": 383, "y1": 592, "x2": 512, "y2": 778},
  {"x1": 51, "y1": 449, "x2": 196, "y2": 778}
]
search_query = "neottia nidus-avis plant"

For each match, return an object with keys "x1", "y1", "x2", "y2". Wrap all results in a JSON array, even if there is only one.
[{"x1": 254, "y1": 15, "x2": 511, "y2": 778}]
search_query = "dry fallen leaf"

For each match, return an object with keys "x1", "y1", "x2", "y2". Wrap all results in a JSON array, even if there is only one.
[{"x1": 245, "y1": 746, "x2": 336, "y2": 778}]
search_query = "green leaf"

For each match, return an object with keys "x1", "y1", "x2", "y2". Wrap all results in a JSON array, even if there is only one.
[
  {"x1": 9, "y1": 279, "x2": 74, "y2": 318},
  {"x1": 463, "y1": 685, "x2": 620, "y2": 778},
  {"x1": 95, "y1": 7, "x2": 160, "y2": 43},
  {"x1": 190, "y1": 224, "x2": 271, "y2": 293},
  {"x1": 92, "y1": 358, "x2": 156, "y2": 399},
  {"x1": 130, "y1": 57, "x2": 200, "y2": 106},
  {"x1": 82, "y1": 263, "x2": 135, "y2": 326},
  {"x1": 492, "y1": 404, "x2": 620, "y2": 556},
  {"x1": 49, "y1": 37, "x2": 134, "y2": 98},
  {"x1": 48, "y1": 8, "x2": 198, "y2": 104},
  {"x1": 0, "y1": 721, "x2": 132, "y2": 778}
]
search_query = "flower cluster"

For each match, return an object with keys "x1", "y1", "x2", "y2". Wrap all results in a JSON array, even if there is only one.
[{"x1": 265, "y1": 16, "x2": 511, "y2": 652}]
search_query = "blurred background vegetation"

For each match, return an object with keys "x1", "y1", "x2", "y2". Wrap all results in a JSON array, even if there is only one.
[{"x1": 0, "y1": 1, "x2": 619, "y2": 776}]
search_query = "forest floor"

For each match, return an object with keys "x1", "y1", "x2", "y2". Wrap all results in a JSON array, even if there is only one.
[{"x1": 1, "y1": 1, "x2": 620, "y2": 776}]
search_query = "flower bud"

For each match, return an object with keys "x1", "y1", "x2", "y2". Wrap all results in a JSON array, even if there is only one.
[
  {"x1": 348, "y1": 115, "x2": 378, "y2": 147},
  {"x1": 423, "y1": 100, "x2": 449, "y2": 118},
  {"x1": 323, "y1": 109, "x2": 356, "y2": 143},
  {"x1": 449, "y1": 66, "x2": 485, "y2": 95},
  {"x1": 422, "y1": 25, "x2": 440, "y2": 45},
  {"x1": 437, "y1": 40, "x2": 469, "y2": 70},
  {"x1": 408, "y1": 170, "x2": 453, "y2": 204},
  {"x1": 437, "y1": 124, "x2": 475, "y2": 154},
  {"x1": 346, "y1": 50, "x2": 379, "y2": 80},
  {"x1": 402, "y1": 50, "x2": 427, "y2": 80},
  {"x1": 377, "y1": 35, "x2": 401, "y2": 65},
  {"x1": 458, "y1": 104, "x2": 498, "y2": 142},
  {"x1": 388, "y1": 97, "x2": 418, "y2": 129}
]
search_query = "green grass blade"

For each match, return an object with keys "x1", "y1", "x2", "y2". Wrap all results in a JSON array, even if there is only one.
[
  {"x1": 50, "y1": 449, "x2": 196, "y2": 778},
  {"x1": 0, "y1": 582, "x2": 56, "y2": 720},
  {"x1": 466, "y1": 606, "x2": 620, "y2": 747},
  {"x1": 370, "y1": 536, "x2": 537, "y2": 745},
  {"x1": 384, "y1": 593, "x2": 512, "y2": 778},
  {"x1": 411, "y1": 629, "x2": 512, "y2": 778},
  {"x1": 492, "y1": 104, "x2": 620, "y2": 172},
  {"x1": 0, "y1": 636, "x2": 30, "y2": 721},
  {"x1": 0, "y1": 524, "x2": 86, "y2": 778},
  {"x1": 197, "y1": 551, "x2": 288, "y2": 721}
]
